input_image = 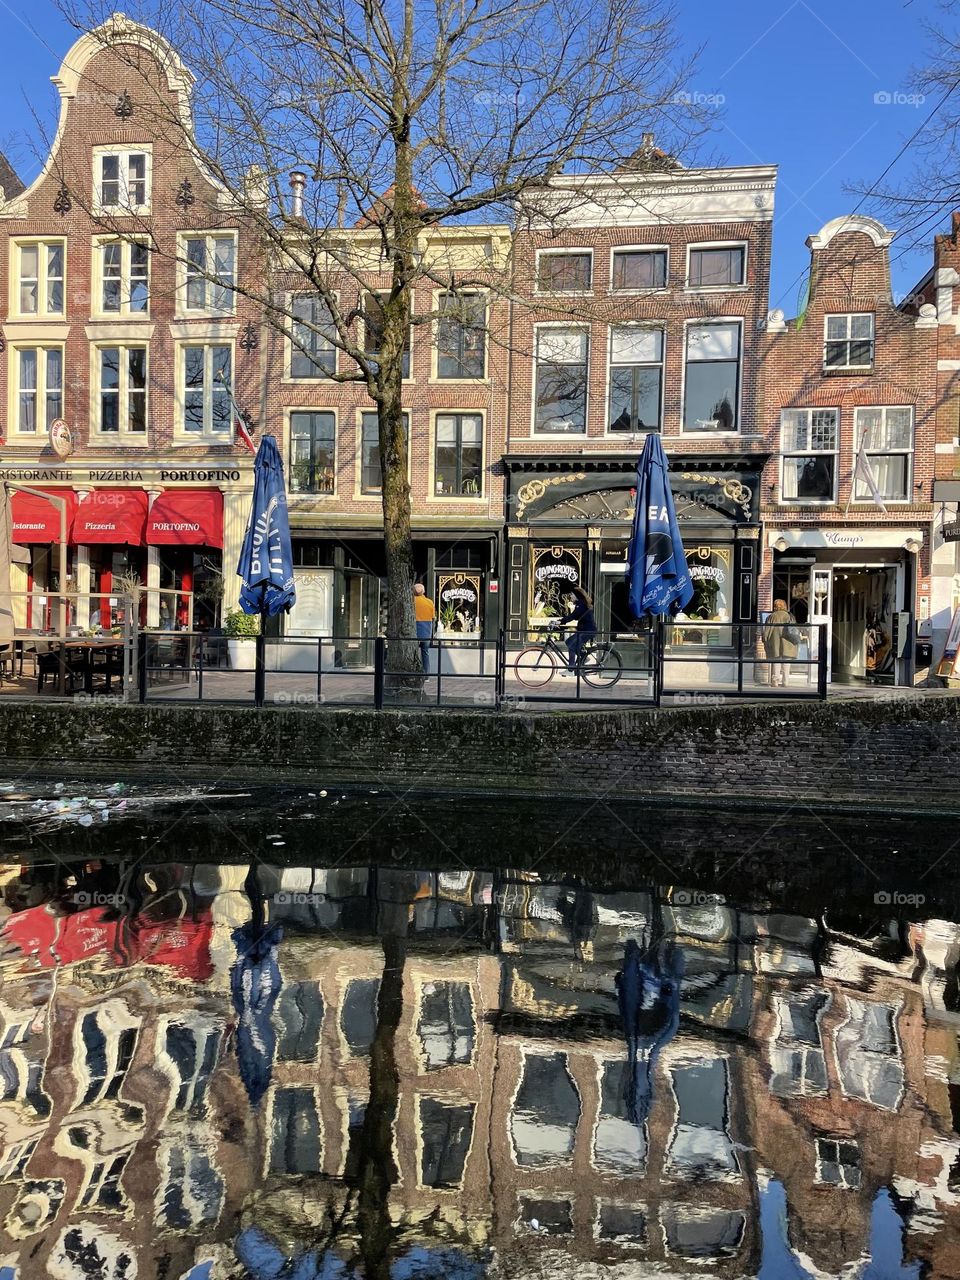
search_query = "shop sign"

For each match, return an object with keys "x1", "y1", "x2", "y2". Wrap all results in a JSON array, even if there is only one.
[
  {"x1": 771, "y1": 528, "x2": 923, "y2": 551},
  {"x1": 0, "y1": 465, "x2": 244, "y2": 484},
  {"x1": 942, "y1": 522, "x2": 960, "y2": 542}
]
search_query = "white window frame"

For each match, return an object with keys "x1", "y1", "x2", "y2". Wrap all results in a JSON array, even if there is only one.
[
  {"x1": 685, "y1": 241, "x2": 748, "y2": 291},
  {"x1": 91, "y1": 343, "x2": 149, "y2": 439},
  {"x1": 9, "y1": 344, "x2": 64, "y2": 438},
  {"x1": 175, "y1": 341, "x2": 236, "y2": 440},
  {"x1": 779, "y1": 408, "x2": 840, "y2": 505},
  {"x1": 177, "y1": 231, "x2": 238, "y2": 317},
  {"x1": 288, "y1": 408, "x2": 338, "y2": 496},
  {"x1": 92, "y1": 146, "x2": 152, "y2": 215},
  {"x1": 94, "y1": 236, "x2": 150, "y2": 318},
  {"x1": 852, "y1": 406, "x2": 914, "y2": 505},
  {"x1": 814, "y1": 1136, "x2": 861, "y2": 1189},
  {"x1": 680, "y1": 318, "x2": 743, "y2": 434},
  {"x1": 609, "y1": 244, "x2": 669, "y2": 293},
  {"x1": 823, "y1": 312, "x2": 875, "y2": 370},
  {"x1": 11, "y1": 237, "x2": 66, "y2": 318},
  {"x1": 432, "y1": 410, "x2": 485, "y2": 499},
  {"x1": 287, "y1": 291, "x2": 337, "y2": 379},
  {"x1": 531, "y1": 323, "x2": 590, "y2": 437},
  {"x1": 535, "y1": 248, "x2": 594, "y2": 295},
  {"x1": 605, "y1": 324, "x2": 664, "y2": 435}
]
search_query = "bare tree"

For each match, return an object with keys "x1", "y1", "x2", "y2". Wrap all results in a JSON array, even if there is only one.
[{"x1": 57, "y1": 0, "x2": 703, "y2": 668}]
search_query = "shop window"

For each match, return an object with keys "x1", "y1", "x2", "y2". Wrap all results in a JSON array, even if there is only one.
[
  {"x1": 419, "y1": 1098, "x2": 475, "y2": 1188},
  {"x1": 363, "y1": 291, "x2": 410, "y2": 378},
  {"x1": 608, "y1": 326, "x2": 663, "y2": 432},
  {"x1": 824, "y1": 312, "x2": 874, "y2": 369},
  {"x1": 528, "y1": 545, "x2": 583, "y2": 629},
  {"x1": 683, "y1": 322, "x2": 740, "y2": 431},
  {"x1": 854, "y1": 406, "x2": 913, "y2": 502},
  {"x1": 95, "y1": 149, "x2": 149, "y2": 212},
  {"x1": 291, "y1": 294, "x2": 336, "y2": 377},
  {"x1": 418, "y1": 981, "x2": 474, "y2": 1068},
  {"x1": 13, "y1": 346, "x2": 62, "y2": 434},
  {"x1": 96, "y1": 346, "x2": 147, "y2": 435},
  {"x1": 510, "y1": 1052, "x2": 580, "y2": 1168},
  {"x1": 99, "y1": 239, "x2": 149, "y2": 315},
  {"x1": 182, "y1": 233, "x2": 237, "y2": 314},
  {"x1": 437, "y1": 573, "x2": 482, "y2": 634},
  {"x1": 537, "y1": 250, "x2": 592, "y2": 292},
  {"x1": 179, "y1": 344, "x2": 233, "y2": 437},
  {"x1": 681, "y1": 546, "x2": 732, "y2": 625},
  {"x1": 360, "y1": 411, "x2": 409, "y2": 494},
  {"x1": 612, "y1": 248, "x2": 666, "y2": 291},
  {"x1": 534, "y1": 328, "x2": 588, "y2": 434},
  {"x1": 780, "y1": 408, "x2": 838, "y2": 502},
  {"x1": 435, "y1": 413, "x2": 482, "y2": 496},
  {"x1": 437, "y1": 292, "x2": 486, "y2": 378},
  {"x1": 14, "y1": 240, "x2": 64, "y2": 316},
  {"x1": 290, "y1": 412, "x2": 336, "y2": 494},
  {"x1": 269, "y1": 1087, "x2": 321, "y2": 1174},
  {"x1": 815, "y1": 1136, "x2": 861, "y2": 1189},
  {"x1": 687, "y1": 244, "x2": 745, "y2": 288},
  {"x1": 519, "y1": 1197, "x2": 573, "y2": 1234}
]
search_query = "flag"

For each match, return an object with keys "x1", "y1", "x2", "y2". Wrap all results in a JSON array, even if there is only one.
[
  {"x1": 851, "y1": 428, "x2": 887, "y2": 514},
  {"x1": 235, "y1": 413, "x2": 256, "y2": 455}
]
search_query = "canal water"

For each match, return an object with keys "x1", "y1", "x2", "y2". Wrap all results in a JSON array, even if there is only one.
[{"x1": 0, "y1": 784, "x2": 957, "y2": 1278}]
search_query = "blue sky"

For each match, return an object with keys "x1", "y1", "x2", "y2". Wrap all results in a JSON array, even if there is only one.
[{"x1": 0, "y1": 0, "x2": 945, "y2": 309}]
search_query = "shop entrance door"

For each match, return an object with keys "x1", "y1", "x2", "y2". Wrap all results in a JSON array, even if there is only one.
[
  {"x1": 830, "y1": 565, "x2": 897, "y2": 684},
  {"x1": 342, "y1": 572, "x2": 378, "y2": 667}
]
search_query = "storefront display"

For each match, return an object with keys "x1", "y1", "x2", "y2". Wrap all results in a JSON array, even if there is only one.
[
  {"x1": 528, "y1": 546, "x2": 582, "y2": 629},
  {"x1": 437, "y1": 572, "x2": 482, "y2": 634}
]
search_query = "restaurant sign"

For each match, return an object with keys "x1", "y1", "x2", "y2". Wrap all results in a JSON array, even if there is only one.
[{"x1": 0, "y1": 466, "x2": 243, "y2": 484}]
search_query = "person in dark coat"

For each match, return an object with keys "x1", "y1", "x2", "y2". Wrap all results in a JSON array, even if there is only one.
[{"x1": 560, "y1": 587, "x2": 598, "y2": 671}]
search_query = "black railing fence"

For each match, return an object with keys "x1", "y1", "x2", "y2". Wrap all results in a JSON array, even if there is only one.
[{"x1": 136, "y1": 622, "x2": 828, "y2": 708}]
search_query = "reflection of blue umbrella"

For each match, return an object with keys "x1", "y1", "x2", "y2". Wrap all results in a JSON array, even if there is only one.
[
  {"x1": 235, "y1": 1228, "x2": 348, "y2": 1280},
  {"x1": 237, "y1": 435, "x2": 296, "y2": 617},
  {"x1": 230, "y1": 922, "x2": 283, "y2": 1107},
  {"x1": 615, "y1": 939, "x2": 682, "y2": 1126},
  {"x1": 626, "y1": 434, "x2": 693, "y2": 618}
]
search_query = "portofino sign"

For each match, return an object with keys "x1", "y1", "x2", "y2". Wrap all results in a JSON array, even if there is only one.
[{"x1": 0, "y1": 465, "x2": 244, "y2": 484}]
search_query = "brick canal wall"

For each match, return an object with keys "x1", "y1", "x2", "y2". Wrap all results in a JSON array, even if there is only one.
[{"x1": 1, "y1": 694, "x2": 959, "y2": 810}]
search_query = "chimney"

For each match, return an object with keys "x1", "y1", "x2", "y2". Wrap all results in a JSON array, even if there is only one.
[
  {"x1": 290, "y1": 171, "x2": 307, "y2": 219},
  {"x1": 641, "y1": 132, "x2": 655, "y2": 150}
]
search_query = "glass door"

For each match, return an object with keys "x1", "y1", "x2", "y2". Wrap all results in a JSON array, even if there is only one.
[{"x1": 342, "y1": 572, "x2": 378, "y2": 667}]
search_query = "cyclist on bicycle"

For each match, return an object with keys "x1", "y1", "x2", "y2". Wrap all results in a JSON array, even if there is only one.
[{"x1": 559, "y1": 587, "x2": 597, "y2": 671}]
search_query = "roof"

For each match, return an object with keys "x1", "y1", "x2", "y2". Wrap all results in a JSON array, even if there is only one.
[{"x1": 0, "y1": 151, "x2": 24, "y2": 201}]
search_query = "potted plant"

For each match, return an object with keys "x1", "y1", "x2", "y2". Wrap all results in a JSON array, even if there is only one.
[{"x1": 224, "y1": 608, "x2": 260, "y2": 670}]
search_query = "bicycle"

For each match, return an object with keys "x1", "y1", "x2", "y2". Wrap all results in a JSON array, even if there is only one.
[{"x1": 513, "y1": 628, "x2": 623, "y2": 689}]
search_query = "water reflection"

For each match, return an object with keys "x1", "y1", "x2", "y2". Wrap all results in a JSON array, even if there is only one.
[{"x1": 0, "y1": 855, "x2": 957, "y2": 1276}]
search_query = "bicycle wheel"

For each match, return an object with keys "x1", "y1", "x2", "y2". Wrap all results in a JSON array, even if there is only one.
[
  {"x1": 580, "y1": 643, "x2": 622, "y2": 688},
  {"x1": 514, "y1": 645, "x2": 557, "y2": 688}
]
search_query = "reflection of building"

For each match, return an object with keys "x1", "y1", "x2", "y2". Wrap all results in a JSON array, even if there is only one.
[{"x1": 1, "y1": 862, "x2": 959, "y2": 1275}]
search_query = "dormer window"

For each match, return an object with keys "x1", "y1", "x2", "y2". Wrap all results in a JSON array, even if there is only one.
[
  {"x1": 824, "y1": 314, "x2": 874, "y2": 370},
  {"x1": 94, "y1": 149, "x2": 151, "y2": 213}
]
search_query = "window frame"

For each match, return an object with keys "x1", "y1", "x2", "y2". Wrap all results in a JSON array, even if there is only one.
[
  {"x1": 434, "y1": 290, "x2": 488, "y2": 381},
  {"x1": 432, "y1": 411, "x2": 485, "y2": 498},
  {"x1": 814, "y1": 1136, "x2": 861, "y2": 1190},
  {"x1": 175, "y1": 341, "x2": 236, "y2": 440},
  {"x1": 92, "y1": 146, "x2": 152, "y2": 215},
  {"x1": 685, "y1": 241, "x2": 748, "y2": 291},
  {"x1": 91, "y1": 343, "x2": 149, "y2": 439},
  {"x1": 531, "y1": 323, "x2": 590, "y2": 437},
  {"x1": 11, "y1": 237, "x2": 66, "y2": 319},
  {"x1": 823, "y1": 312, "x2": 875, "y2": 371},
  {"x1": 535, "y1": 248, "x2": 594, "y2": 295},
  {"x1": 287, "y1": 292, "x2": 338, "y2": 380},
  {"x1": 176, "y1": 231, "x2": 238, "y2": 317},
  {"x1": 93, "y1": 236, "x2": 150, "y2": 319},
  {"x1": 779, "y1": 407, "x2": 840, "y2": 505},
  {"x1": 609, "y1": 245, "x2": 669, "y2": 293},
  {"x1": 358, "y1": 409, "x2": 411, "y2": 496},
  {"x1": 605, "y1": 324, "x2": 665, "y2": 435},
  {"x1": 9, "y1": 343, "x2": 64, "y2": 437},
  {"x1": 362, "y1": 291, "x2": 411, "y2": 380},
  {"x1": 852, "y1": 405, "x2": 914, "y2": 504},
  {"x1": 288, "y1": 409, "x2": 337, "y2": 496},
  {"x1": 680, "y1": 318, "x2": 743, "y2": 434}
]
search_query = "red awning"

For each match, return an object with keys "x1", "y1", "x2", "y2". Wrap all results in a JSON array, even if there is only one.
[
  {"x1": 146, "y1": 489, "x2": 223, "y2": 548},
  {"x1": 10, "y1": 488, "x2": 78, "y2": 544},
  {"x1": 74, "y1": 489, "x2": 148, "y2": 545}
]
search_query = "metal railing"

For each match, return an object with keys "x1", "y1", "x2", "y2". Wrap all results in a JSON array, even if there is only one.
[{"x1": 0, "y1": 591, "x2": 136, "y2": 698}]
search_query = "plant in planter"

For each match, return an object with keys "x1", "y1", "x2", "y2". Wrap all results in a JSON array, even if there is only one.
[
  {"x1": 437, "y1": 603, "x2": 457, "y2": 634},
  {"x1": 224, "y1": 608, "x2": 260, "y2": 670}
]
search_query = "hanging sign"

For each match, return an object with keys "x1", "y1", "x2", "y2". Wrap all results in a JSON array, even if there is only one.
[
  {"x1": 48, "y1": 420, "x2": 74, "y2": 459},
  {"x1": 942, "y1": 522, "x2": 960, "y2": 542}
]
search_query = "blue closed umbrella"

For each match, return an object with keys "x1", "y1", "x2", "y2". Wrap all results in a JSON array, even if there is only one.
[
  {"x1": 615, "y1": 939, "x2": 682, "y2": 1126},
  {"x1": 237, "y1": 435, "x2": 296, "y2": 617},
  {"x1": 230, "y1": 921, "x2": 283, "y2": 1107},
  {"x1": 626, "y1": 435, "x2": 693, "y2": 618}
]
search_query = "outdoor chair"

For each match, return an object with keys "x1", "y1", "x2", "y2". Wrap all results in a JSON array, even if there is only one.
[{"x1": 36, "y1": 643, "x2": 86, "y2": 693}]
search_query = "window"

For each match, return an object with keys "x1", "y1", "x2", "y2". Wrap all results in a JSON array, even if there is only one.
[
  {"x1": 276, "y1": 982, "x2": 323, "y2": 1062},
  {"x1": 854, "y1": 407, "x2": 914, "y2": 502},
  {"x1": 436, "y1": 292, "x2": 486, "y2": 378},
  {"x1": 419, "y1": 1098, "x2": 475, "y2": 1188},
  {"x1": 688, "y1": 245, "x2": 745, "y2": 288},
  {"x1": 594, "y1": 1059, "x2": 646, "y2": 1174},
  {"x1": 510, "y1": 1053, "x2": 580, "y2": 1168},
  {"x1": 269, "y1": 1087, "x2": 320, "y2": 1175},
  {"x1": 769, "y1": 991, "x2": 830, "y2": 1098},
  {"x1": 180, "y1": 345, "x2": 233, "y2": 436},
  {"x1": 364, "y1": 291, "x2": 410, "y2": 378},
  {"x1": 434, "y1": 414, "x2": 482, "y2": 496},
  {"x1": 824, "y1": 313, "x2": 874, "y2": 369},
  {"x1": 835, "y1": 998, "x2": 904, "y2": 1110},
  {"x1": 291, "y1": 295, "x2": 336, "y2": 377},
  {"x1": 665, "y1": 1058, "x2": 739, "y2": 1181},
  {"x1": 97, "y1": 346, "x2": 147, "y2": 435},
  {"x1": 418, "y1": 981, "x2": 474, "y2": 1068},
  {"x1": 612, "y1": 248, "x2": 667, "y2": 291},
  {"x1": 78, "y1": 1012, "x2": 137, "y2": 1106},
  {"x1": 780, "y1": 409, "x2": 839, "y2": 502},
  {"x1": 537, "y1": 251, "x2": 592, "y2": 292},
  {"x1": 360, "y1": 411, "x2": 409, "y2": 495},
  {"x1": 534, "y1": 328, "x2": 588, "y2": 434},
  {"x1": 290, "y1": 412, "x2": 336, "y2": 494},
  {"x1": 608, "y1": 327, "x2": 663, "y2": 432},
  {"x1": 14, "y1": 347, "x2": 62, "y2": 433},
  {"x1": 99, "y1": 240, "x2": 148, "y2": 315},
  {"x1": 683, "y1": 322, "x2": 740, "y2": 432},
  {"x1": 15, "y1": 240, "x2": 64, "y2": 316},
  {"x1": 96, "y1": 150, "x2": 149, "y2": 211},
  {"x1": 815, "y1": 1137, "x2": 861, "y2": 1189},
  {"x1": 341, "y1": 978, "x2": 380, "y2": 1055},
  {"x1": 183, "y1": 234, "x2": 236, "y2": 313}
]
